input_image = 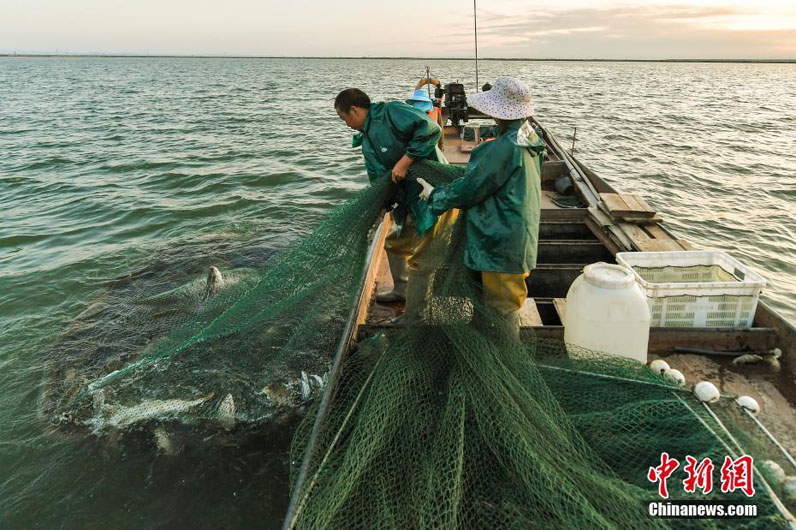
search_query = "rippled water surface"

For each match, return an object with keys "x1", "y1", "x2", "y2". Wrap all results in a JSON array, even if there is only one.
[{"x1": 1, "y1": 58, "x2": 795, "y2": 528}]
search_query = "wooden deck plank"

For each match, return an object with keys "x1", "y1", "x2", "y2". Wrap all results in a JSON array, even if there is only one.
[
  {"x1": 616, "y1": 215, "x2": 664, "y2": 224},
  {"x1": 620, "y1": 193, "x2": 642, "y2": 212},
  {"x1": 552, "y1": 298, "x2": 567, "y2": 325},
  {"x1": 584, "y1": 216, "x2": 623, "y2": 256},
  {"x1": 519, "y1": 298, "x2": 543, "y2": 326},
  {"x1": 528, "y1": 327, "x2": 778, "y2": 355},
  {"x1": 618, "y1": 222, "x2": 684, "y2": 251},
  {"x1": 600, "y1": 193, "x2": 656, "y2": 218},
  {"x1": 441, "y1": 145, "x2": 472, "y2": 165},
  {"x1": 622, "y1": 194, "x2": 656, "y2": 216},
  {"x1": 587, "y1": 207, "x2": 614, "y2": 228},
  {"x1": 359, "y1": 324, "x2": 779, "y2": 356},
  {"x1": 541, "y1": 160, "x2": 569, "y2": 183},
  {"x1": 354, "y1": 214, "x2": 392, "y2": 332},
  {"x1": 599, "y1": 193, "x2": 629, "y2": 215},
  {"x1": 644, "y1": 224, "x2": 684, "y2": 245}
]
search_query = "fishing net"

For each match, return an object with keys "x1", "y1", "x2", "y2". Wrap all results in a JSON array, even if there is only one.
[
  {"x1": 284, "y1": 162, "x2": 793, "y2": 529},
  {"x1": 46, "y1": 177, "x2": 395, "y2": 436},
  {"x1": 45, "y1": 158, "x2": 792, "y2": 526}
]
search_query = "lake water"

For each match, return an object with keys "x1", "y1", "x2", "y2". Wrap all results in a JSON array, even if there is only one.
[{"x1": 1, "y1": 57, "x2": 795, "y2": 528}]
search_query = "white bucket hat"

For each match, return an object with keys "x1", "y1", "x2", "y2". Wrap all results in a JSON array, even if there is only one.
[{"x1": 467, "y1": 76, "x2": 534, "y2": 120}]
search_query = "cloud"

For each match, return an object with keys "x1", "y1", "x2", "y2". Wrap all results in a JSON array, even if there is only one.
[
  {"x1": 532, "y1": 26, "x2": 608, "y2": 38},
  {"x1": 1, "y1": 0, "x2": 794, "y2": 58},
  {"x1": 442, "y1": 5, "x2": 796, "y2": 59}
]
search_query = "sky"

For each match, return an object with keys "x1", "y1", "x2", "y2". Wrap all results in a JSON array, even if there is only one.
[{"x1": 1, "y1": 0, "x2": 795, "y2": 59}]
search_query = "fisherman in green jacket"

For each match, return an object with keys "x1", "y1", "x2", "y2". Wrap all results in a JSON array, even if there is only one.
[
  {"x1": 335, "y1": 88, "x2": 458, "y2": 317},
  {"x1": 417, "y1": 77, "x2": 544, "y2": 332}
]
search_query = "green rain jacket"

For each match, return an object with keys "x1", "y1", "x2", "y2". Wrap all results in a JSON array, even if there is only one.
[
  {"x1": 429, "y1": 119, "x2": 545, "y2": 273},
  {"x1": 353, "y1": 101, "x2": 442, "y2": 237}
]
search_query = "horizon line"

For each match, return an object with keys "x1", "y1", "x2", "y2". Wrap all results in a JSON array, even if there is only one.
[{"x1": 1, "y1": 53, "x2": 795, "y2": 64}]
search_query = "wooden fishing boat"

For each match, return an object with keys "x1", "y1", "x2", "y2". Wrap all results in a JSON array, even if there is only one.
[
  {"x1": 285, "y1": 92, "x2": 796, "y2": 527},
  {"x1": 358, "y1": 111, "x2": 796, "y2": 440}
]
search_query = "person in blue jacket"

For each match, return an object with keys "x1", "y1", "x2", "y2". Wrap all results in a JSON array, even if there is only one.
[
  {"x1": 335, "y1": 88, "x2": 457, "y2": 318},
  {"x1": 417, "y1": 77, "x2": 544, "y2": 333}
]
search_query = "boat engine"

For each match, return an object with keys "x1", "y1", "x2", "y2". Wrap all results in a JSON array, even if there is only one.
[{"x1": 435, "y1": 82, "x2": 469, "y2": 126}]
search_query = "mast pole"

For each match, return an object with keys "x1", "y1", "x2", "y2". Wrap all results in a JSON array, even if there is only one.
[{"x1": 474, "y1": 0, "x2": 479, "y2": 92}]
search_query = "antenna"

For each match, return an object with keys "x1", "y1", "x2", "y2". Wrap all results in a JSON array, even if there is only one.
[{"x1": 473, "y1": 0, "x2": 479, "y2": 92}]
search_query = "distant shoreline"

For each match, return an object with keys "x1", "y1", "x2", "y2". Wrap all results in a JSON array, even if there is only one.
[{"x1": 1, "y1": 54, "x2": 795, "y2": 64}]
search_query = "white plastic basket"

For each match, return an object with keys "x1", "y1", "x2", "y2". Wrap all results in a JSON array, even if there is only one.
[{"x1": 615, "y1": 251, "x2": 766, "y2": 328}]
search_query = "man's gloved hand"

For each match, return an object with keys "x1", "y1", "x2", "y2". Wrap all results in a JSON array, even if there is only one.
[{"x1": 416, "y1": 178, "x2": 435, "y2": 201}]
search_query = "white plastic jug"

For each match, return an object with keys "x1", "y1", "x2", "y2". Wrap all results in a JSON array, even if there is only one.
[{"x1": 563, "y1": 263, "x2": 651, "y2": 363}]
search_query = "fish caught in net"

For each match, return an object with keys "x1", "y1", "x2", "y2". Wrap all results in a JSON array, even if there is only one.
[{"x1": 45, "y1": 178, "x2": 394, "y2": 440}]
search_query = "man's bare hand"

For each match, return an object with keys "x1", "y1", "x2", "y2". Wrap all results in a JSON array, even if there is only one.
[{"x1": 391, "y1": 155, "x2": 414, "y2": 183}]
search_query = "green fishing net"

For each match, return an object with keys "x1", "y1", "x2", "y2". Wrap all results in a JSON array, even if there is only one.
[
  {"x1": 45, "y1": 177, "x2": 395, "y2": 435},
  {"x1": 45, "y1": 159, "x2": 792, "y2": 527},
  {"x1": 285, "y1": 161, "x2": 792, "y2": 529}
]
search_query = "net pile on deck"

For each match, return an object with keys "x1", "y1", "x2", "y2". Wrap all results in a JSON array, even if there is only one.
[{"x1": 286, "y1": 162, "x2": 791, "y2": 529}]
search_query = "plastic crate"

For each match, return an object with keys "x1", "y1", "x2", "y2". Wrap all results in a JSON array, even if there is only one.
[{"x1": 615, "y1": 251, "x2": 766, "y2": 328}]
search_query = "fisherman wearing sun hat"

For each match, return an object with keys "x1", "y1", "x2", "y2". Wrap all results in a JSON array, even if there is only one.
[
  {"x1": 406, "y1": 87, "x2": 444, "y2": 145},
  {"x1": 417, "y1": 76, "x2": 544, "y2": 334},
  {"x1": 406, "y1": 89, "x2": 434, "y2": 113}
]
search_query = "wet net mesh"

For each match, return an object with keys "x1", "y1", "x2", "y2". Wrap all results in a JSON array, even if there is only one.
[
  {"x1": 46, "y1": 160, "x2": 793, "y2": 527},
  {"x1": 285, "y1": 162, "x2": 793, "y2": 529},
  {"x1": 46, "y1": 177, "x2": 393, "y2": 433}
]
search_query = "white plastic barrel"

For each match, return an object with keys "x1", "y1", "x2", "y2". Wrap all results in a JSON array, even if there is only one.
[{"x1": 563, "y1": 263, "x2": 651, "y2": 363}]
